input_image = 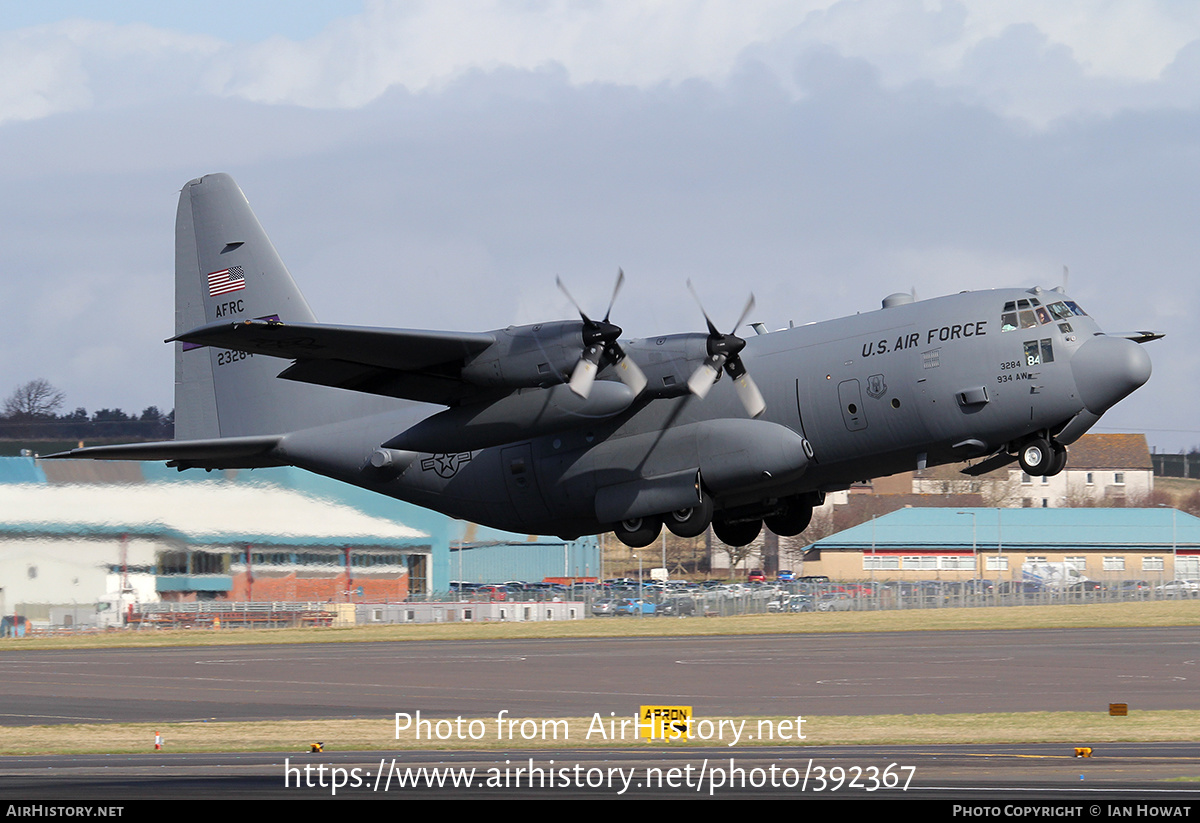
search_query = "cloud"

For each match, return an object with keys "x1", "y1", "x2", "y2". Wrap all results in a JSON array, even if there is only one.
[{"x1": 7, "y1": 2, "x2": 1200, "y2": 128}]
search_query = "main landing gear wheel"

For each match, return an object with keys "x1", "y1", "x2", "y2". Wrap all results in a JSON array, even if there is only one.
[
  {"x1": 1044, "y1": 442, "x2": 1067, "y2": 477},
  {"x1": 613, "y1": 516, "x2": 661, "y2": 548},
  {"x1": 1018, "y1": 438, "x2": 1052, "y2": 475},
  {"x1": 764, "y1": 500, "x2": 814, "y2": 537},
  {"x1": 665, "y1": 494, "x2": 714, "y2": 539},
  {"x1": 712, "y1": 517, "x2": 762, "y2": 548}
]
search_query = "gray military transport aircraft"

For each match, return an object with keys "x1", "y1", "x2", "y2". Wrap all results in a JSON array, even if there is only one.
[{"x1": 48, "y1": 174, "x2": 1161, "y2": 547}]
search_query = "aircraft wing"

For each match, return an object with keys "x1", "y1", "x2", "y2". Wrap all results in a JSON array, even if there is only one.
[
  {"x1": 43, "y1": 435, "x2": 285, "y2": 470},
  {"x1": 171, "y1": 319, "x2": 499, "y2": 405}
]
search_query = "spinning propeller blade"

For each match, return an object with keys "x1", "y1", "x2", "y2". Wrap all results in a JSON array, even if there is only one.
[{"x1": 685, "y1": 282, "x2": 764, "y2": 417}]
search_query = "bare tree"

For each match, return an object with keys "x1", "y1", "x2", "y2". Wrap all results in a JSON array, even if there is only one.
[{"x1": 2, "y1": 379, "x2": 65, "y2": 420}]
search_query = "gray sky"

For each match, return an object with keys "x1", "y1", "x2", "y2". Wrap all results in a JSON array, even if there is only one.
[{"x1": 1, "y1": 1, "x2": 1197, "y2": 450}]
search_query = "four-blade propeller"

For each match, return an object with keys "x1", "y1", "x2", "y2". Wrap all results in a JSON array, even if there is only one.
[
  {"x1": 685, "y1": 280, "x2": 766, "y2": 418},
  {"x1": 557, "y1": 269, "x2": 647, "y2": 400}
]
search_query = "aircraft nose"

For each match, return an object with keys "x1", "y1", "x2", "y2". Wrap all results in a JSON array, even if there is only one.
[{"x1": 1070, "y1": 335, "x2": 1152, "y2": 415}]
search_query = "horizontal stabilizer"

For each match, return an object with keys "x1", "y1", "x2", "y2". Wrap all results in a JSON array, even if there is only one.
[{"x1": 42, "y1": 435, "x2": 285, "y2": 470}]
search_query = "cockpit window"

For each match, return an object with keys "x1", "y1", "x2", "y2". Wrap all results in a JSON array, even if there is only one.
[
  {"x1": 1003, "y1": 298, "x2": 1081, "y2": 332},
  {"x1": 1048, "y1": 301, "x2": 1073, "y2": 320}
]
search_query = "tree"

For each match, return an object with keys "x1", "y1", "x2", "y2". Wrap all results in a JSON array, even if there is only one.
[{"x1": 2, "y1": 379, "x2": 65, "y2": 420}]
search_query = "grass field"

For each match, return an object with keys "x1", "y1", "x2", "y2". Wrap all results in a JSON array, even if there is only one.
[
  {"x1": 4, "y1": 601, "x2": 1198, "y2": 754},
  {"x1": 6, "y1": 711, "x2": 1197, "y2": 756}
]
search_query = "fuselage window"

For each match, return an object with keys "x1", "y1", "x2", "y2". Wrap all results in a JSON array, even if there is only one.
[
  {"x1": 1023, "y1": 340, "x2": 1042, "y2": 366},
  {"x1": 1039, "y1": 338, "x2": 1054, "y2": 363}
]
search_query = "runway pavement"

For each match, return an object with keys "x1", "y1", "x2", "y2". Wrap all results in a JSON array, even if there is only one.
[{"x1": 0, "y1": 627, "x2": 1197, "y2": 725}]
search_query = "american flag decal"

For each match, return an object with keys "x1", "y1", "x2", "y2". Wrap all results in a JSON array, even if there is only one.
[{"x1": 207, "y1": 265, "x2": 246, "y2": 296}]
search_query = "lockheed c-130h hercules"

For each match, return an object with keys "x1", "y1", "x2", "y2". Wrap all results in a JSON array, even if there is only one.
[{"x1": 49, "y1": 174, "x2": 1161, "y2": 548}]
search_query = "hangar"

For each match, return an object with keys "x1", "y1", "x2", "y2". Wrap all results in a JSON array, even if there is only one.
[
  {"x1": 0, "y1": 456, "x2": 598, "y2": 626},
  {"x1": 802, "y1": 506, "x2": 1200, "y2": 583}
]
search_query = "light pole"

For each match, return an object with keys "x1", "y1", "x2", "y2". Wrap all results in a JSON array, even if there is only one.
[
  {"x1": 633, "y1": 553, "x2": 643, "y2": 618},
  {"x1": 957, "y1": 510, "x2": 977, "y2": 598},
  {"x1": 995, "y1": 507, "x2": 1004, "y2": 605}
]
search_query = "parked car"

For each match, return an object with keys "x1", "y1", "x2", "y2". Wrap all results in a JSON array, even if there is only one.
[
  {"x1": 747, "y1": 569, "x2": 766, "y2": 583},
  {"x1": 769, "y1": 594, "x2": 814, "y2": 612},
  {"x1": 1156, "y1": 579, "x2": 1200, "y2": 598},
  {"x1": 616, "y1": 598, "x2": 657, "y2": 616},
  {"x1": 476, "y1": 584, "x2": 514, "y2": 601},
  {"x1": 1112, "y1": 579, "x2": 1150, "y2": 599},
  {"x1": 659, "y1": 596, "x2": 695, "y2": 616},
  {"x1": 816, "y1": 592, "x2": 855, "y2": 612},
  {"x1": 591, "y1": 599, "x2": 619, "y2": 616}
]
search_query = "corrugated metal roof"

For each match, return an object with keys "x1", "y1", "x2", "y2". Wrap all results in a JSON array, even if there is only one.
[
  {"x1": 811, "y1": 507, "x2": 1200, "y2": 551},
  {"x1": 0, "y1": 482, "x2": 430, "y2": 548}
]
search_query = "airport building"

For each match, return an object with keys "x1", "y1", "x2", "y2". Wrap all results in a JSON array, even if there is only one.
[
  {"x1": 0, "y1": 456, "x2": 598, "y2": 626},
  {"x1": 801, "y1": 506, "x2": 1200, "y2": 583}
]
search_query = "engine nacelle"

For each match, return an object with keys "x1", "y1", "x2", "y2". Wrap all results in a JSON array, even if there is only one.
[{"x1": 460, "y1": 321, "x2": 583, "y2": 389}]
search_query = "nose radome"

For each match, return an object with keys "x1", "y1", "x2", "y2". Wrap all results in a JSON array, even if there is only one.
[{"x1": 1070, "y1": 335, "x2": 1152, "y2": 415}]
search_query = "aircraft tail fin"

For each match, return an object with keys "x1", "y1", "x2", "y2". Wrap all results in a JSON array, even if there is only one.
[{"x1": 174, "y1": 174, "x2": 380, "y2": 438}]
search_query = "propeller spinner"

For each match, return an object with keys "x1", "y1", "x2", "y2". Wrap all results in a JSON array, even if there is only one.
[
  {"x1": 557, "y1": 270, "x2": 647, "y2": 399},
  {"x1": 686, "y1": 281, "x2": 766, "y2": 418}
]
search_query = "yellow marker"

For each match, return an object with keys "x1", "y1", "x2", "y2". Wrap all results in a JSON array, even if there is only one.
[{"x1": 639, "y1": 705, "x2": 692, "y2": 741}]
